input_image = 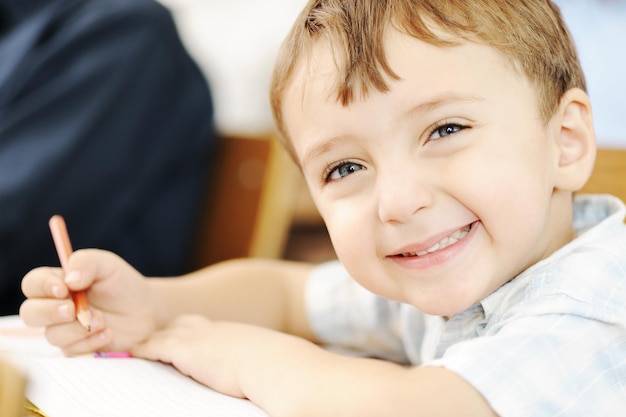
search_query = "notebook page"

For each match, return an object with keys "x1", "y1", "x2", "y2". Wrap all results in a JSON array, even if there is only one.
[{"x1": 18, "y1": 357, "x2": 269, "y2": 417}]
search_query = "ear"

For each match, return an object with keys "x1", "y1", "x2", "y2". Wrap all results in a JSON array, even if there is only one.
[{"x1": 552, "y1": 88, "x2": 597, "y2": 192}]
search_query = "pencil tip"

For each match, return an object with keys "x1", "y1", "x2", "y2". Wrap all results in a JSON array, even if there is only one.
[{"x1": 77, "y1": 309, "x2": 92, "y2": 332}]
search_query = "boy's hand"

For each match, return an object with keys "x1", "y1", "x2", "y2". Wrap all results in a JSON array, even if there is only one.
[
  {"x1": 131, "y1": 315, "x2": 253, "y2": 398},
  {"x1": 20, "y1": 249, "x2": 159, "y2": 356},
  {"x1": 131, "y1": 315, "x2": 311, "y2": 401}
]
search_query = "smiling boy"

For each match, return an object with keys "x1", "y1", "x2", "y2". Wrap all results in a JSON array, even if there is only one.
[
  {"x1": 279, "y1": 24, "x2": 584, "y2": 319},
  {"x1": 20, "y1": 1, "x2": 626, "y2": 416}
]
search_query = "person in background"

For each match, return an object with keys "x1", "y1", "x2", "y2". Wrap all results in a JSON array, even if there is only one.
[{"x1": 0, "y1": 0, "x2": 218, "y2": 315}]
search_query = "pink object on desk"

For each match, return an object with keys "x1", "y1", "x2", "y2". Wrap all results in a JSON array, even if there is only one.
[{"x1": 93, "y1": 352, "x2": 132, "y2": 358}]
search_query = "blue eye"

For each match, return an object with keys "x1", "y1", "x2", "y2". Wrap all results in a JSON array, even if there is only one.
[
  {"x1": 325, "y1": 161, "x2": 365, "y2": 182},
  {"x1": 429, "y1": 123, "x2": 465, "y2": 140}
]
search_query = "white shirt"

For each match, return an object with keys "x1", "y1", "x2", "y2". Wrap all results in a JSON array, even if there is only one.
[{"x1": 307, "y1": 194, "x2": 626, "y2": 416}]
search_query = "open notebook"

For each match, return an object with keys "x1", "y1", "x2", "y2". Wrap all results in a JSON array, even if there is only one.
[{"x1": 0, "y1": 316, "x2": 268, "y2": 417}]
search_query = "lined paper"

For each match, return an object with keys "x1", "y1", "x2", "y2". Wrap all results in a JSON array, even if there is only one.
[
  {"x1": 19, "y1": 358, "x2": 269, "y2": 417},
  {"x1": 1, "y1": 316, "x2": 269, "y2": 417}
]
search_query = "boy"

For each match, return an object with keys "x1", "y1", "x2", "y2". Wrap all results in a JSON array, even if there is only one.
[{"x1": 20, "y1": 1, "x2": 626, "y2": 416}]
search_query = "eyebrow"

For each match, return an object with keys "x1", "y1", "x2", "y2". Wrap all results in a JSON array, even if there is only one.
[
  {"x1": 404, "y1": 92, "x2": 485, "y2": 117},
  {"x1": 301, "y1": 135, "x2": 351, "y2": 169},
  {"x1": 300, "y1": 92, "x2": 485, "y2": 167}
]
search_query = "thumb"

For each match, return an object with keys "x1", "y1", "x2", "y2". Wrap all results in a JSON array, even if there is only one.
[{"x1": 64, "y1": 249, "x2": 130, "y2": 292}]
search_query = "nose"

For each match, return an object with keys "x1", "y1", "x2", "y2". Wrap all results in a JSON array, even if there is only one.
[{"x1": 376, "y1": 164, "x2": 432, "y2": 224}]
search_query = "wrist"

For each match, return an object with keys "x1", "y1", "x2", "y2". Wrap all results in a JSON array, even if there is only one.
[{"x1": 146, "y1": 278, "x2": 175, "y2": 329}]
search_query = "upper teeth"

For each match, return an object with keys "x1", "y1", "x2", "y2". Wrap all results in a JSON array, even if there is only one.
[{"x1": 400, "y1": 224, "x2": 471, "y2": 257}]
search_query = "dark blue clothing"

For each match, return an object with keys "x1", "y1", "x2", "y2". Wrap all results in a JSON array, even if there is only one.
[{"x1": 0, "y1": 0, "x2": 218, "y2": 314}]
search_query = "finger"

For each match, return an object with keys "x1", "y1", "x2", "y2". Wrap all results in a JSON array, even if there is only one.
[
  {"x1": 21, "y1": 267, "x2": 68, "y2": 299},
  {"x1": 46, "y1": 318, "x2": 112, "y2": 356},
  {"x1": 64, "y1": 249, "x2": 130, "y2": 293},
  {"x1": 19, "y1": 297, "x2": 76, "y2": 328},
  {"x1": 60, "y1": 327, "x2": 113, "y2": 357}
]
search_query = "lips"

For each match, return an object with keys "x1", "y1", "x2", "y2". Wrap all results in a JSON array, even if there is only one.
[{"x1": 396, "y1": 222, "x2": 476, "y2": 257}]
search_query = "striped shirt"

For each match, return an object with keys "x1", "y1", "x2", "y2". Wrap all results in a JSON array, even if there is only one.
[{"x1": 307, "y1": 194, "x2": 626, "y2": 416}]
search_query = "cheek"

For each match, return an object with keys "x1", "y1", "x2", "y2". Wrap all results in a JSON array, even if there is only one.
[
  {"x1": 455, "y1": 155, "x2": 555, "y2": 270},
  {"x1": 324, "y1": 207, "x2": 402, "y2": 299},
  {"x1": 448, "y1": 139, "x2": 552, "y2": 209},
  {"x1": 323, "y1": 204, "x2": 376, "y2": 267},
  {"x1": 313, "y1": 189, "x2": 366, "y2": 239},
  {"x1": 324, "y1": 207, "x2": 369, "y2": 258},
  {"x1": 437, "y1": 141, "x2": 554, "y2": 251},
  {"x1": 458, "y1": 164, "x2": 550, "y2": 239}
]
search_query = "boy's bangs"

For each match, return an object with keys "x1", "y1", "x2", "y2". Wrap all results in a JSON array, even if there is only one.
[{"x1": 271, "y1": 0, "x2": 586, "y2": 151}]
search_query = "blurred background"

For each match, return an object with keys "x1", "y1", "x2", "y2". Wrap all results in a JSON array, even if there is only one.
[{"x1": 157, "y1": 0, "x2": 308, "y2": 136}]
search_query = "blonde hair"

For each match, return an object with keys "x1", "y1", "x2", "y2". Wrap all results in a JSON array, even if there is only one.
[{"x1": 270, "y1": 0, "x2": 586, "y2": 158}]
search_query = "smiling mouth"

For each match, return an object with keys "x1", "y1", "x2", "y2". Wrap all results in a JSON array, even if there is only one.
[{"x1": 397, "y1": 222, "x2": 476, "y2": 257}]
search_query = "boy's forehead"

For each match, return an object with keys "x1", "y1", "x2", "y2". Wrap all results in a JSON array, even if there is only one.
[
  {"x1": 284, "y1": 28, "x2": 523, "y2": 115},
  {"x1": 281, "y1": 28, "x2": 537, "y2": 163}
]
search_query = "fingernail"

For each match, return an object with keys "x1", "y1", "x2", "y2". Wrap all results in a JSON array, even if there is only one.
[
  {"x1": 64, "y1": 271, "x2": 80, "y2": 285},
  {"x1": 51, "y1": 285, "x2": 62, "y2": 298},
  {"x1": 58, "y1": 303, "x2": 71, "y2": 320}
]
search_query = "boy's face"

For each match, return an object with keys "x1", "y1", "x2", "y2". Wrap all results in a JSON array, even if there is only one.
[{"x1": 282, "y1": 29, "x2": 575, "y2": 316}]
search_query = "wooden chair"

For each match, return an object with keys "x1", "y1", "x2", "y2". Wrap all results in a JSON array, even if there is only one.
[
  {"x1": 579, "y1": 148, "x2": 626, "y2": 203},
  {"x1": 189, "y1": 133, "x2": 300, "y2": 268}
]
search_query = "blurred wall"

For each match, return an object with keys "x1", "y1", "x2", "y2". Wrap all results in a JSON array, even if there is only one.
[
  {"x1": 157, "y1": 0, "x2": 307, "y2": 135},
  {"x1": 554, "y1": 0, "x2": 626, "y2": 148}
]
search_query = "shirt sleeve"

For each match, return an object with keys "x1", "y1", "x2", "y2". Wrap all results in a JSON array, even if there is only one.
[
  {"x1": 305, "y1": 260, "x2": 411, "y2": 363},
  {"x1": 428, "y1": 310, "x2": 626, "y2": 417}
]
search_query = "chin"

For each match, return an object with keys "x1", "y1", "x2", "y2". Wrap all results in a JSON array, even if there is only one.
[{"x1": 411, "y1": 294, "x2": 479, "y2": 318}]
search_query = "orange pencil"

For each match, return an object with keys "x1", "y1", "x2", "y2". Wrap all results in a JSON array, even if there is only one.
[{"x1": 49, "y1": 215, "x2": 91, "y2": 331}]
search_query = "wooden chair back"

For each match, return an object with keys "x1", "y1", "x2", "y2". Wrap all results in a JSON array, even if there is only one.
[
  {"x1": 579, "y1": 148, "x2": 626, "y2": 203},
  {"x1": 189, "y1": 134, "x2": 299, "y2": 268}
]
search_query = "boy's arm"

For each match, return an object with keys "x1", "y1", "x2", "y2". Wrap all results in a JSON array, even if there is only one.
[
  {"x1": 138, "y1": 260, "x2": 497, "y2": 416},
  {"x1": 134, "y1": 317, "x2": 497, "y2": 417},
  {"x1": 149, "y1": 258, "x2": 318, "y2": 341},
  {"x1": 250, "y1": 338, "x2": 497, "y2": 417}
]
